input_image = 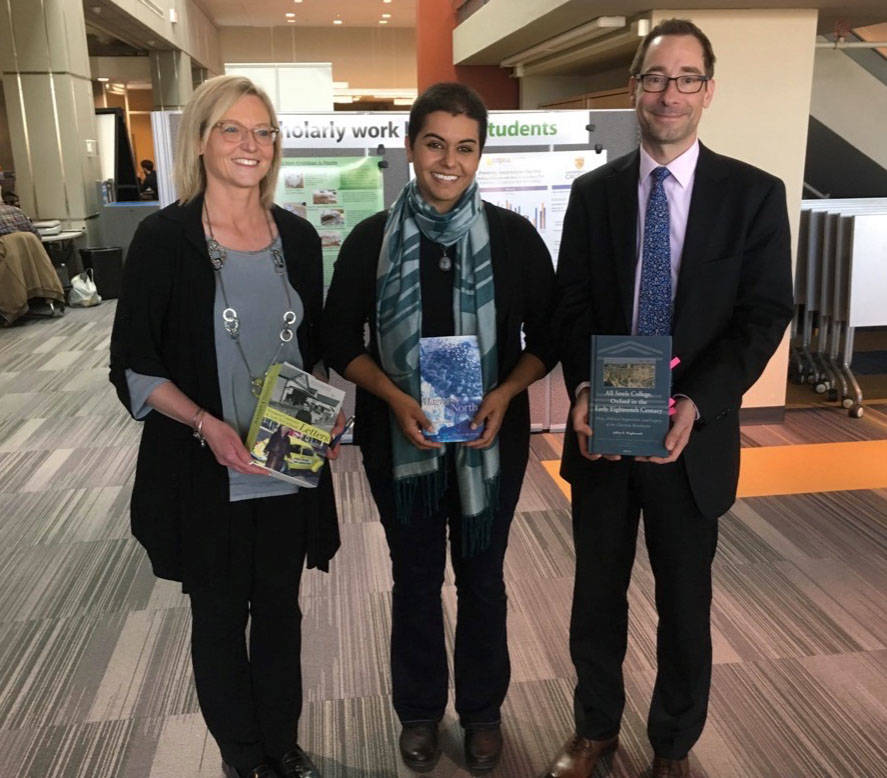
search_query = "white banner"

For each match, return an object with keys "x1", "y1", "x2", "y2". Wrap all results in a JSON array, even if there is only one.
[
  {"x1": 279, "y1": 114, "x2": 409, "y2": 148},
  {"x1": 277, "y1": 110, "x2": 590, "y2": 149},
  {"x1": 485, "y1": 111, "x2": 590, "y2": 146}
]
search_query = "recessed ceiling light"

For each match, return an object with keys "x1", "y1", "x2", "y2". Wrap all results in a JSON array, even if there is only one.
[
  {"x1": 96, "y1": 77, "x2": 109, "y2": 82},
  {"x1": 333, "y1": 18, "x2": 343, "y2": 25},
  {"x1": 287, "y1": 19, "x2": 295, "y2": 23},
  {"x1": 382, "y1": 13, "x2": 391, "y2": 18},
  {"x1": 285, "y1": 12, "x2": 295, "y2": 16},
  {"x1": 379, "y1": 19, "x2": 388, "y2": 24}
]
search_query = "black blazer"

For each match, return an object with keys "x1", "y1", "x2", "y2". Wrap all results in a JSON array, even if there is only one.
[
  {"x1": 109, "y1": 195, "x2": 339, "y2": 587},
  {"x1": 322, "y1": 202, "x2": 558, "y2": 476},
  {"x1": 557, "y1": 143, "x2": 794, "y2": 518}
]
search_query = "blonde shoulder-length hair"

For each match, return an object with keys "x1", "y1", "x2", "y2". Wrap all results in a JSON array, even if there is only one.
[{"x1": 174, "y1": 75, "x2": 281, "y2": 209}]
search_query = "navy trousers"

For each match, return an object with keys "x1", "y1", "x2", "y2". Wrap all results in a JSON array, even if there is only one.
[
  {"x1": 367, "y1": 452, "x2": 522, "y2": 728},
  {"x1": 569, "y1": 459, "x2": 719, "y2": 759}
]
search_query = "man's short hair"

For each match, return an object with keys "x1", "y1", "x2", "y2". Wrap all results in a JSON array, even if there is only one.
[
  {"x1": 408, "y1": 82, "x2": 488, "y2": 151},
  {"x1": 630, "y1": 18, "x2": 716, "y2": 78},
  {"x1": 141, "y1": 160, "x2": 154, "y2": 172}
]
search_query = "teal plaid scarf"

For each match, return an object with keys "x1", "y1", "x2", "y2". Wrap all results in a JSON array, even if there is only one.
[{"x1": 376, "y1": 179, "x2": 499, "y2": 554}]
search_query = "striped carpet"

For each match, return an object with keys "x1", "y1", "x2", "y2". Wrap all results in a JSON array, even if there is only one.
[{"x1": 0, "y1": 303, "x2": 885, "y2": 777}]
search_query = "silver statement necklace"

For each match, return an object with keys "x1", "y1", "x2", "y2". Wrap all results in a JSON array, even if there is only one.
[{"x1": 204, "y1": 202, "x2": 297, "y2": 397}]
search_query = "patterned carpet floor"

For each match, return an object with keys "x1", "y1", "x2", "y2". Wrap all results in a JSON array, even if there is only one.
[{"x1": 0, "y1": 304, "x2": 884, "y2": 777}]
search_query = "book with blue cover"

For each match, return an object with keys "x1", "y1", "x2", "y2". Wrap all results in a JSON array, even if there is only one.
[
  {"x1": 420, "y1": 335, "x2": 484, "y2": 443},
  {"x1": 589, "y1": 335, "x2": 672, "y2": 457}
]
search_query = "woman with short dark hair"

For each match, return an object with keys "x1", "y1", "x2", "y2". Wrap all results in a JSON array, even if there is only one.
[{"x1": 323, "y1": 82, "x2": 557, "y2": 773}]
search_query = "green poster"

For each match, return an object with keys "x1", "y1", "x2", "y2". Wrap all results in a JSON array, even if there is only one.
[{"x1": 276, "y1": 156, "x2": 384, "y2": 285}]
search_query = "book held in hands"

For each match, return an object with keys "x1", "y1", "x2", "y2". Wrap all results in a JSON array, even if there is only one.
[
  {"x1": 420, "y1": 335, "x2": 484, "y2": 443},
  {"x1": 246, "y1": 362, "x2": 345, "y2": 487},
  {"x1": 588, "y1": 335, "x2": 672, "y2": 457}
]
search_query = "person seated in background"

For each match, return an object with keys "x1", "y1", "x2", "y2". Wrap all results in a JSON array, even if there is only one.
[
  {"x1": 0, "y1": 196, "x2": 40, "y2": 238},
  {"x1": 139, "y1": 159, "x2": 157, "y2": 195}
]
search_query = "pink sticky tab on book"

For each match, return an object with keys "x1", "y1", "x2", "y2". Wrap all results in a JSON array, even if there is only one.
[{"x1": 670, "y1": 358, "x2": 680, "y2": 414}]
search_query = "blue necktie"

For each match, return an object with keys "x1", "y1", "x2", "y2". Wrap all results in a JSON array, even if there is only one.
[{"x1": 637, "y1": 166, "x2": 671, "y2": 336}]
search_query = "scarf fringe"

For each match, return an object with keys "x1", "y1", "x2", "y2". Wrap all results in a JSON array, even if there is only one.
[
  {"x1": 462, "y1": 474, "x2": 500, "y2": 557},
  {"x1": 394, "y1": 465, "x2": 449, "y2": 525},
  {"x1": 393, "y1": 471, "x2": 499, "y2": 557}
]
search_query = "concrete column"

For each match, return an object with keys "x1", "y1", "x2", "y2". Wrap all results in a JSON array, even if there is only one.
[
  {"x1": 0, "y1": 0, "x2": 101, "y2": 227},
  {"x1": 150, "y1": 50, "x2": 194, "y2": 110},
  {"x1": 654, "y1": 9, "x2": 818, "y2": 412}
]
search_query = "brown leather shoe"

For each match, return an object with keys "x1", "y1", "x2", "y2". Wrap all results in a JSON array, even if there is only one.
[
  {"x1": 465, "y1": 724, "x2": 503, "y2": 773},
  {"x1": 399, "y1": 722, "x2": 441, "y2": 773},
  {"x1": 652, "y1": 755, "x2": 690, "y2": 777},
  {"x1": 541, "y1": 734, "x2": 618, "y2": 778}
]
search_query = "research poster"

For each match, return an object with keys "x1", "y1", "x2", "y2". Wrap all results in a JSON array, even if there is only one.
[
  {"x1": 276, "y1": 156, "x2": 384, "y2": 284},
  {"x1": 475, "y1": 149, "x2": 608, "y2": 264}
]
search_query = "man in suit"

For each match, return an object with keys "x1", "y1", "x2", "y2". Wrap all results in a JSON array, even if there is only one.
[{"x1": 543, "y1": 19, "x2": 793, "y2": 778}]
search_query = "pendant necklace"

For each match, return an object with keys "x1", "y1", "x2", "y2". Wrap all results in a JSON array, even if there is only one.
[
  {"x1": 439, "y1": 243, "x2": 454, "y2": 272},
  {"x1": 205, "y1": 202, "x2": 297, "y2": 398}
]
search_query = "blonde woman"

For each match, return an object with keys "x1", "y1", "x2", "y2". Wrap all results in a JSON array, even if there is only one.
[{"x1": 110, "y1": 75, "x2": 341, "y2": 778}]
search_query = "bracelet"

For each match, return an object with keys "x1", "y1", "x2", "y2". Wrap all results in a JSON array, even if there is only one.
[{"x1": 191, "y1": 408, "x2": 207, "y2": 447}]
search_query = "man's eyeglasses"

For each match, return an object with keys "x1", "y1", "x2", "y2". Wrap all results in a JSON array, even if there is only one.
[
  {"x1": 213, "y1": 120, "x2": 280, "y2": 146},
  {"x1": 635, "y1": 73, "x2": 710, "y2": 94}
]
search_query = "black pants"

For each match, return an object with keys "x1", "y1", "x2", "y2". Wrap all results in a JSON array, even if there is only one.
[
  {"x1": 188, "y1": 493, "x2": 308, "y2": 771},
  {"x1": 367, "y1": 453, "x2": 522, "y2": 728},
  {"x1": 570, "y1": 459, "x2": 718, "y2": 760}
]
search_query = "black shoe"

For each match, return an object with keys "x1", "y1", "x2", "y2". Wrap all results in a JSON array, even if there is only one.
[
  {"x1": 399, "y1": 722, "x2": 441, "y2": 773},
  {"x1": 276, "y1": 746, "x2": 322, "y2": 778},
  {"x1": 222, "y1": 761, "x2": 281, "y2": 778},
  {"x1": 465, "y1": 724, "x2": 503, "y2": 773}
]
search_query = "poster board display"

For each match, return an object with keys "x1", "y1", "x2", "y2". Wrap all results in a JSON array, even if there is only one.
[
  {"x1": 473, "y1": 149, "x2": 607, "y2": 264},
  {"x1": 275, "y1": 157, "x2": 384, "y2": 285}
]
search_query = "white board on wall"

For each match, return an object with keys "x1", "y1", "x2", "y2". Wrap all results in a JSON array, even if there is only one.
[
  {"x1": 95, "y1": 112, "x2": 117, "y2": 185},
  {"x1": 224, "y1": 63, "x2": 334, "y2": 112}
]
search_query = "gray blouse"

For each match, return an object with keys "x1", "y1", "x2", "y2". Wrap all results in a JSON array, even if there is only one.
[{"x1": 126, "y1": 236, "x2": 305, "y2": 502}]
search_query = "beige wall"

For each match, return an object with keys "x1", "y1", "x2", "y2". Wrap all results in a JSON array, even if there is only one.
[
  {"x1": 520, "y1": 65, "x2": 631, "y2": 109},
  {"x1": 105, "y1": 0, "x2": 222, "y2": 73},
  {"x1": 89, "y1": 56, "x2": 152, "y2": 84},
  {"x1": 811, "y1": 41, "x2": 887, "y2": 170},
  {"x1": 0, "y1": 84, "x2": 14, "y2": 174},
  {"x1": 653, "y1": 10, "x2": 817, "y2": 410},
  {"x1": 219, "y1": 27, "x2": 417, "y2": 90}
]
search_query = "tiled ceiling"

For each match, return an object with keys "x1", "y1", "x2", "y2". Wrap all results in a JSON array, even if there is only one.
[{"x1": 194, "y1": 0, "x2": 416, "y2": 28}]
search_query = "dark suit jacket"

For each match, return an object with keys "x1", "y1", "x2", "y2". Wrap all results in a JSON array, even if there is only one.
[
  {"x1": 322, "y1": 203, "x2": 558, "y2": 478},
  {"x1": 109, "y1": 195, "x2": 339, "y2": 587},
  {"x1": 558, "y1": 143, "x2": 793, "y2": 519}
]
